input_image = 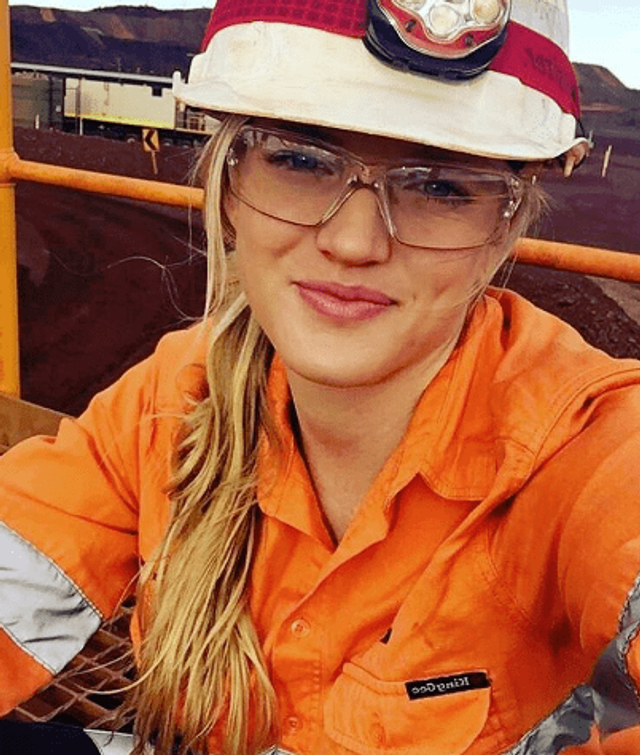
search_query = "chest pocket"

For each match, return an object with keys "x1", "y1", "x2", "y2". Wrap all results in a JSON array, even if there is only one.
[{"x1": 324, "y1": 662, "x2": 491, "y2": 755}]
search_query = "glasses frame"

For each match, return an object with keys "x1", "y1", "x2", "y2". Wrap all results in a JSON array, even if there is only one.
[{"x1": 226, "y1": 124, "x2": 527, "y2": 251}]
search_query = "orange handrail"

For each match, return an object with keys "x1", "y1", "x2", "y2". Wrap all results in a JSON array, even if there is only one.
[
  {"x1": 2, "y1": 0, "x2": 640, "y2": 399},
  {"x1": 516, "y1": 238, "x2": 640, "y2": 283},
  {"x1": 4, "y1": 153, "x2": 203, "y2": 209}
]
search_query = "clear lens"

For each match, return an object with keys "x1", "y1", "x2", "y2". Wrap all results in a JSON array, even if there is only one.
[
  {"x1": 227, "y1": 127, "x2": 521, "y2": 251},
  {"x1": 228, "y1": 129, "x2": 348, "y2": 226},
  {"x1": 387, "y1": 165, "x2": 515, "y2": 248}
]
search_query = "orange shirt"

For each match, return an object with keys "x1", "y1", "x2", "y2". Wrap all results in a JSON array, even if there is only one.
[{"x1": 2, "y1": 290, "x2": 640, "y2": 753}]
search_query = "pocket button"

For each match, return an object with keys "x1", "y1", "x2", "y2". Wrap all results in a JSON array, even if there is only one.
[
  {"x1": 286, "y1": 716, "x2": 301, "y2": 732},
  {"x1": 290, "y1": 618, "x2": 310, "y2": 637}
]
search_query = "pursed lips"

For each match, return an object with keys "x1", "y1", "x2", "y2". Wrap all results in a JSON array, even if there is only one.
[
  {"x1": 293, "y1": 280, "x2": 397, "y2": 322},
  {"x1": 295, "y1": 280, "x2": 396, "y2": 305}
]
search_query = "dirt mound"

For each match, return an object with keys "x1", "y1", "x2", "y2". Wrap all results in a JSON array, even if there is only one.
[{"x1": 13, "y1": 127, "x2": 640, "y2": 415}]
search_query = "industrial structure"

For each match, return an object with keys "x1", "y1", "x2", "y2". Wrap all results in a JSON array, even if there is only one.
[{"x1": 11, "y1": 61, "x2": 215, "y2": 142}]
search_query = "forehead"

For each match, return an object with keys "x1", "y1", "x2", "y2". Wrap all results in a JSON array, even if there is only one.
[{"x1": 251, "y1": 118, "x2": 511, "y2": 171}]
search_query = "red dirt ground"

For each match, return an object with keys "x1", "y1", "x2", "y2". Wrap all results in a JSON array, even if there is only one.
[{"x1": 13, "y1": 127, "x2": 640, "y2": 415}]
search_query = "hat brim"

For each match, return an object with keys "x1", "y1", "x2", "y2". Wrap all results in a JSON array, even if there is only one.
[{"x1": 174, "y1": 22, "x2": 583, "y2": 161}]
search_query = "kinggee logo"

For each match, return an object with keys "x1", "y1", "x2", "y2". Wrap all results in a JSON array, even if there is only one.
[{"x1": 405, "y1": 671, "x2": 490, "y2": 700}]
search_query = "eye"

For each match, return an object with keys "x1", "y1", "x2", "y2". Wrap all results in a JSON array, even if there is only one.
[
  {"x1": 390, "y1": 167, "x2": 473, "y2": 203},
  {"x1": 267, "y1": 149, "x2": 332, "y2": 174},
  {"x1": 418, "y1": 179, "x2": 468, "y2": 199}
]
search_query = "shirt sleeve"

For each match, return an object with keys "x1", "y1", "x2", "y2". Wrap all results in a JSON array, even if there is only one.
[
  {"x1": 495, "y1": 385, "x2": 640, "y2": 754},
  {"x1": 0, "y1": 335, "x2": 177, "y2": 714},
  {"x1": 560, "y1": 427, "x2": 640, "y2": 753}
]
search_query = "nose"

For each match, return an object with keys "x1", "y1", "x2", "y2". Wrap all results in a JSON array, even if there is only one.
[{"x1": 315, "y1": 186, "x2": 392, "y2": 266}]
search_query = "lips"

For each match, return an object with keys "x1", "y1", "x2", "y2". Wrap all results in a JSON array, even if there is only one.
[
  {"x1": 296, "y1": 280, "x2": 395, "y2": 305},
  {"x1": 294, "y1": 280, "x2": 396, "y2": 321}
]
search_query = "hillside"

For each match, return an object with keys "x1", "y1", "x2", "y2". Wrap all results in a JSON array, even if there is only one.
[
  {"x1": 576, "y1": 63, "x2": 640, "y2": 136},
  {"x1": 10, "y1": 5, "x2": 209, "y2": 75}
]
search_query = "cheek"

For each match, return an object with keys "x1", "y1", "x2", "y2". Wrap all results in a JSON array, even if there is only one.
[
  {"x1": 230, "y1": 200, "x2": 308, "y2": 267},
  {"x1": 230, "y1": 205, "x2": 312, "y2": 322},
  {"x1": 410, "y1": 248, "x2": 498, "y2": 311}
]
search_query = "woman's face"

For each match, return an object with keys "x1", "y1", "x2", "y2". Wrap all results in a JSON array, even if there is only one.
[{"x1": 225, "y1": 122, "x2": 511, "y2": 390}]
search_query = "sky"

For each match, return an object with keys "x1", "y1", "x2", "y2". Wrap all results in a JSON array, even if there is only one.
[{"x1": 8, "y1": 0, "x2": 640, "y2": 91}]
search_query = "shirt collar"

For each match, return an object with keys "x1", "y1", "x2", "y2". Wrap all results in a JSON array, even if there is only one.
[
  {"x1": 256, "y1": 289, "x2": 635, "y2": 521},
  {"x1": 256, "y1": 296, "x2": 503, "y2": 526}
]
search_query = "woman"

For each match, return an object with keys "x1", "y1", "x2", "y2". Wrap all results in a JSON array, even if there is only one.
[{"x1": 2, "y1": 1, "x2": 640, "y2": 754}]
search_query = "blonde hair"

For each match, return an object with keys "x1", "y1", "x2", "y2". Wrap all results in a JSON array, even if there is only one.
[
  {"x1": 129, "y1": 116, "x2": 547, "y2": 755},
  {"x1": 131, "y1": 115, "x2": 277, "y2": 755}
]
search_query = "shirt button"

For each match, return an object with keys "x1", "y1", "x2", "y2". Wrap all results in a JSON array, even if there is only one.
[
  {"x1": 286, "y1": 715, "x2": 300, "y2": 731},
  {"x1": 290, "y1": 618, "x2": 310, "y2": 637}
]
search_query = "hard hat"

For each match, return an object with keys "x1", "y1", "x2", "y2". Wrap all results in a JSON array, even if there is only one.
[{"x1": 173, "y1": 0, "x2": 586, "y2": 162}]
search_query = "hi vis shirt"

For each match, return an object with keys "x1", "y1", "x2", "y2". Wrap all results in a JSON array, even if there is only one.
[{"x1": 2, "y1": 290, "x2": 640, "y2": 755}]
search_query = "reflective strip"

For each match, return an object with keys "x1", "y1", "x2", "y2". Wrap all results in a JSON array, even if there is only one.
[
  {"x1": 0, "y1": 522, "x2": 103, "y2": 674},
  {"x1": 505, "y1": 685, "x2": 594, "y2": 754},
  {"x1": 594, "y1": 569, "x2": 640, "y2": 735},
  {"x1": 85, "y1": 731, "x2": 138, "y2": 755},
  {"x1": 506, "y1": 571, "x2": 640, "y2": 754}
]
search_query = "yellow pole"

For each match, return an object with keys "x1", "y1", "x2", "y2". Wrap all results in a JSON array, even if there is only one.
[{"x1": 0, "y1": 0, "x2": 20, "y2": 395}]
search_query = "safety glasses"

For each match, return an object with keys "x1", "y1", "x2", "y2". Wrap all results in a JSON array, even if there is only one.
[{"x1": 226, "y1": 125, "x2": 525, "y2": 251}]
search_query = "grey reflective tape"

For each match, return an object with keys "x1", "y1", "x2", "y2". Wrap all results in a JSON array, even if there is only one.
[
  {"x1": 588, "y1": 567, "x2": 640, "y2": 736},
  {"x1": 505, "y1": 685, "x2": 594, "y2": 755},
  {"x1": 0, "y1": 522, "x2": 103, "y2": 674},
  {"x1": 620, "y1": 569, "x2": 640, "y2": 630},
  {"x1": 505, "y1": 570, "x2": 640, "y2": 754},
  {"x1": 85, "y1": 731, "x2": 137, "y2": 755},
  {"x1": 590, "y1": 621, "x2": 640, "y2": 734}
]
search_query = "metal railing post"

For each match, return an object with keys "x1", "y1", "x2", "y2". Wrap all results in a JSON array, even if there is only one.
[{"x1": 0, "y1": 0, "x2": 20, "y2": 395}]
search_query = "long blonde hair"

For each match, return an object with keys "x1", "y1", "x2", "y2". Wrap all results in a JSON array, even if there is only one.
[
  {"x1": 131, "y1": 115, "x2": 277, "y2": 755},
  {"x1": 129, "y1": 116, "x2": 547, "y2": 755}
]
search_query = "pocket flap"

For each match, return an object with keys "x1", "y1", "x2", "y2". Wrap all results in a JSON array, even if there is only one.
[{"x1": 325, "y1": 663, "x2": 491, "y2": 755}]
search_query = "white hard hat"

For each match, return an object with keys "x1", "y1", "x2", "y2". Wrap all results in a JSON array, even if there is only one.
[{"x1": 173, "y1": 0, "x2": 586, "y2": 162}]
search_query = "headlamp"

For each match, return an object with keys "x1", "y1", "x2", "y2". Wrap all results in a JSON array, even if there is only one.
[{"x1": 365, "y1": 0, "x2": 511, "y2": 79}]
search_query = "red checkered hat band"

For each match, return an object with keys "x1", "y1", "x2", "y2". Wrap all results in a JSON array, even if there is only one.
[{"x1": 201, "y1": 0, "x2": 368, "y2": 51}]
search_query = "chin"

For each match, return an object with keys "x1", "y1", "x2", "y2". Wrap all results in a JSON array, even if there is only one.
[
  {"x1": 280, "y1": 345, "x2": 414, "y2": 391},
  {"x1": 299, "y1": 368, "x2": 385, "y2": 390}
]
